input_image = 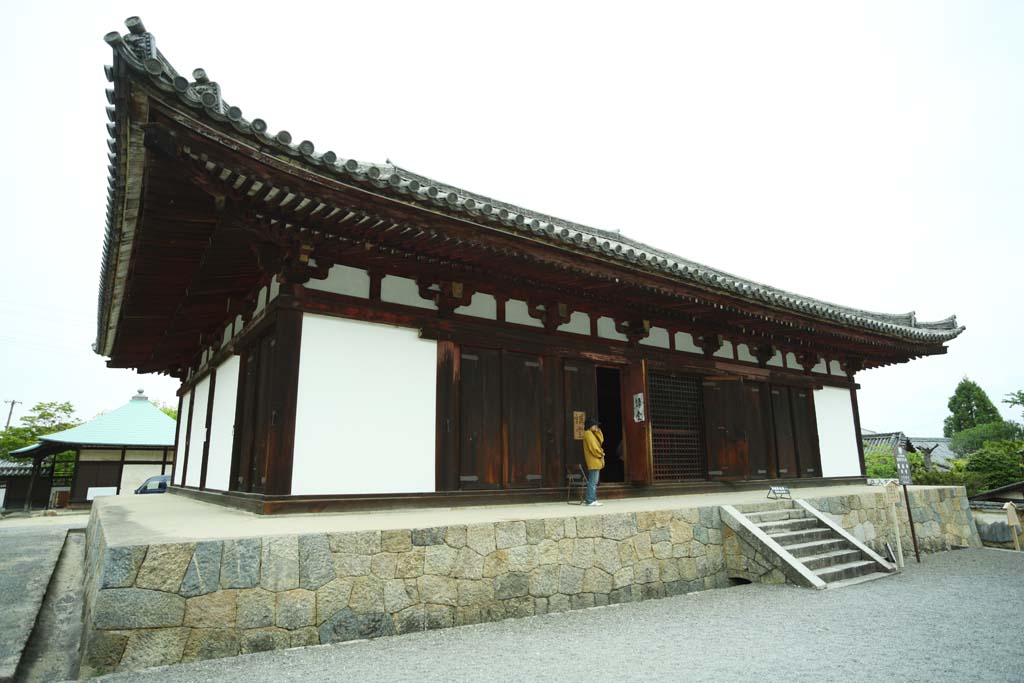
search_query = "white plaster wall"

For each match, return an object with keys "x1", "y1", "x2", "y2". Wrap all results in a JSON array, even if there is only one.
[
  {"x1": 675, "y1": 332, "x2": 702, "y2": 354},
  {"x1": 124, "y1": 450, "x2": 164, "y2": 462},
  {"x1": 120, "y1": 464, "x2": 164, "y2": 495},
  {"x1": 737, "y1": 344, "x2": 757, "y2": 363},
  {"x1": 174, "y1": 393, "x2": 190, "y2": 485},
  {"x1": 307, "y1": 264, "x2": 371, "y2": 298},
  {"x1": 812, "y1": 359, "x2": 828, "y2": 374},
  {"x1": 185, "y1": 378, "x2": 210, "y2": 488},
  {"x1": 456, "y1": 292, "x2": 497, "y2": 319},
  {"x1": 206, "y1": 355, "x2": 240, "y2": 492},
  {"x1": 269, "y1": 276, "x2": 280, "y2": 301},
  {"x1": 785, "y1": 352, "x2": 799, "y2": 370},
  {"x1": 829, "y1": 360, "x2": 846, "y2": 376},
  {"x1": 506, "y1": 299, "x2": 543, "y2": 327},
  {"x1": 558, "y1": 311, "x2": 590, "y2": 335},
  {"x1": 597, "y1": 316, "x2": 628, "y2": 341},
  {"x1": 254, "y1": 286, "x2": 268, "y2": 314},
  {"x1": 292, "y1": 314, "x2": 437, "y2": 495},
  {"x1": 79, "y1": 449, "x2": 122, "y2": 462},
  {"x1": 639, "y1": 326, "x2": 670, "y2": 349},
  {"x1": 767, "y1": 351, "x2": 784, "y2": 368},
  {"x1": 381, "y1": 275, "x2": 436, "y2": 309},
  {"x1": 815, "y1": 386, "x2": 862, "y2": 477},
  {"x1": 714, "y1": 340, "x2": 734, "y2": 359}
]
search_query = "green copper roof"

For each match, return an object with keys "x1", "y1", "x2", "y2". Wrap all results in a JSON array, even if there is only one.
[{"x1": 37, "y1": 390, "x2": 176, "y2": 447}]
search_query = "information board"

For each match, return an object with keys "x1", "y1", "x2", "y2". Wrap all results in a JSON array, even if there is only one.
[
  {"x1": 894, "y1": 447, "x2": 912, "y2": 486},
  {"x1": 573, "y1": 411, "x2": 586, "y2": 440}
]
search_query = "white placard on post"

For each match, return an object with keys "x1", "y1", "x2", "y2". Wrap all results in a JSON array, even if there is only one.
[
  {"x1": 886, "y1": 481, "x2": 905, "y2": 568},
  {"x1": 1004, "y1": 502, "x2": 1021, "y2": 552}
]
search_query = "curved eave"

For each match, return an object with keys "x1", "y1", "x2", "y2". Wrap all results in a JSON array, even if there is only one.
[{"x1": 95, "y1": 16, "x2": 965, "y2": 360}]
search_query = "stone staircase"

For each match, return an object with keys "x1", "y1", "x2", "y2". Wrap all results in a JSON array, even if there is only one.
[{"x1": 721, "y1": 500, "x2": 896, "y2": 589}]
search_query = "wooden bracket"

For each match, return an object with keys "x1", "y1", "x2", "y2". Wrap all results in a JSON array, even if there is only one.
[
  {"x1": 696, "y1": 332, "x2": 723, "y2": 358},
  {"x1": 840, "y1": 357, "x2": 864, "y2": 375},
  {"x1": 616, "y1": 319, "x2": 651, "y2": 346},
  {"x1": 796, "y1": 351, "x2": 819, "y2": 374},
  {"x1": 754, "y1": 343, "x2": 775, "y2": 368},
  {"x1": 417, "y1": 279, "x2": 474, "y2": 317},
  {"x1": 528, "y1": 301, "x2": 572, "y2": 333}
]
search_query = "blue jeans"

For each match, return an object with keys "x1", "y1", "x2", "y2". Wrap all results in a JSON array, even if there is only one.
[{"x1": 585, "y1": 469, "x2": 600, "y2": 503}]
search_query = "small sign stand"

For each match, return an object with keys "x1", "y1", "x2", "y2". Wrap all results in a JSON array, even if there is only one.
[
  {"x1": 1004, "y1": 502, "x2": 1022, "y2": 552},
  {"x1": 885, "y1": 481, "x2": 905, "y2": 569},
  {"x1": 894, "y1": 446, "x2": 920, "y2": 564},
  {"x1": 767, "y1": 485, "x2": 791, "y2": 500}
]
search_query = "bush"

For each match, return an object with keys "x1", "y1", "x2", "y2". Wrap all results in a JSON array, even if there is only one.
[
  {"x1": 964, "y1": 440, "x2": 1024, "y2": 491},
  {"x1": 914, "y1": 468, "x2": 988, "y2": 497},
  {"x1": 864, "y1": 445, "x2": 923, "y2": 479},
  {"x1": 950, "y1": 421, "x2": 1024, "y2": 456}
]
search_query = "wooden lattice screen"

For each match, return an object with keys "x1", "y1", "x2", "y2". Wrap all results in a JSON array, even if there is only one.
[{"x1": 649, "y1": 372, "x2": 706, "y2": 481}]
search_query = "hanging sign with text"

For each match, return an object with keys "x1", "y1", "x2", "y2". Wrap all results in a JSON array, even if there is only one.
[
  {"x1": 573, "y1": 411, "x2": 586, "y2": 440},
  {"x1": 894, "y1": 447, "x2": 913, "y2": 486},
  {"x1": 633, "y1": 393, "x2": 646, "y2": 423}
]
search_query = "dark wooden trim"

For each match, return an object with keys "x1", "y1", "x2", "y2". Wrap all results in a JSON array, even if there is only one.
[
  {"x1": 199, "y1": 368, "x2": 217, "y2": 490},
  {"x1": 229, "y1": 347, "x2": 250, "y2": 493},
  {"x1": 850, "y1": 385, "x2": 867, "y2": 476},
  {"x1": 263, "y1": 293, "x2": 303, "y2": 495},
  {"x1": 168, "y1": 475, "x2": 868, "y2": 515},
  {"x1": 180, "y1": 385, "x2": 197, "y2": 486},
  {"x1": 369, "y1": 270, "x2": 383, "y2": 301},
  {"x1": 69, "y1": 448, "x2": 81, "y2": 501},
  {"x1": 170, "y1": 393, "x2": 183, "y2": 482},
  {"x1": 435, "y1": 341, "x2": 460, "y2": 491}
]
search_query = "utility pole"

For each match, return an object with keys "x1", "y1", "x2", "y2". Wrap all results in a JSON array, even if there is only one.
[{"x1": 4, "y1": 400, "x2": 21, "y2": 429}]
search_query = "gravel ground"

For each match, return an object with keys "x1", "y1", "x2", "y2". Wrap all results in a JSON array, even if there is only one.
[{"x1": 96, "y1": 549, "x2": 1024, "y2": 683}]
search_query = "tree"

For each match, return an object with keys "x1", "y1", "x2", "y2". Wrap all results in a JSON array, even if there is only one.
[
  {"x1": 965, "y1": 440, "x2": 1024, "y2": 491},
  {"x1": 0, "y1": 401, "x2": 81, "y2": 460},
  {"x1": 950, "y1": 420, "x2": 1024, "y2": 456},
  {"x1": 1006, "y1": 390, "x2": 1024, "y2": 419},
  {"x1": 155, "y1": 401, "x2": 178, "y2": 421},
  {"x1": 943, "y1": 378, "x2": 1002, "y2": 437}
]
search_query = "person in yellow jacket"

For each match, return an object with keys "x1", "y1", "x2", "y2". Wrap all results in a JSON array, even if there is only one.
[{"x1": 582, "y1": 417, "x2": 605, "y2": 506}]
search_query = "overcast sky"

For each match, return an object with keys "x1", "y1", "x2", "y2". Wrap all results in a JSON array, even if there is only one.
[{"x1": 0, "y1": 1, "x2": 1021, "y2": 436}]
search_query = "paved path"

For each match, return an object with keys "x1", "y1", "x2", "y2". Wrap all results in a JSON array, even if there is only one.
[
  {"x1": 0, "y1": 520, "x2": 83, "y2": 682},
  {"x1": 95, "y1": 548, "x2": 1024, "y2": 683}
]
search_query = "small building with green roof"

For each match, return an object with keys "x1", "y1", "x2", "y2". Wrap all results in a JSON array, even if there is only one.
[{"x1": 7, "y1": 390, "x2": 175, "y2": 507}]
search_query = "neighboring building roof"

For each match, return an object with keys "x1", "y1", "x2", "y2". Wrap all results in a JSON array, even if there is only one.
[
  {"x1": 0, "y1": 459, "x2": 35, "y2": 477},
  {"x1": 970, "y1": 480, "x2": 1024, "y2": 503},
  {"x1": 906, "y1": 436, "x2": 956, "y2": 470},
  {"x1": 862, "y1": 431, "x2": 955, "y2": 470},
  {"x1": 28, "y1": 391, "x2": 175, "y2": 448},
  {"x1": 96, "y1": 17, "x2": 965, "y2": 358}
]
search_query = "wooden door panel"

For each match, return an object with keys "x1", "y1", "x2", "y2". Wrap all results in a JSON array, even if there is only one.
[
  {"x1": 504, "y1": 352, "x2": 545, "y2": 488},
  {"x1": 770, "y1": 386, "x2": 798, "y2": 479},
  {"x1": 563, "y1": 360, "x2": 597, "y2": 470},
  {"x1": 702, "y1": 380, "x2": 748, "y2": 479},
  {"x1": 744, "y1": 383, "x2": 773, "y2": 479},
  {"x1": 459, "y1": 348, "x2": 502, "y2": 489},
  {"x1": 791, "y1": 389, "x2": 822, "y2": 477}
]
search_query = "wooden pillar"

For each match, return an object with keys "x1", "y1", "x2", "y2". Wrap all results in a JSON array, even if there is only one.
[
  {"x1": 435, "y1": 341, "x2": 460, "y2": 491},
  {"x1": 199, "y1": 370, "x2": 217, "y2": 490},
  {"x1": 622, "y1": 358, "x2": 652, "y2": 485},
  {"x1": 180, "y1": 386, "x2": 196, "y2": 487},
  {"x1": 262, "y1": 298, "x2": 303, "y2": 496},
  {"x1": 849, "y1": 384, "x2": 866, "y2": 476},
  {"x1": 169, "y1": 393, "x2": 183, "y2": 484}
]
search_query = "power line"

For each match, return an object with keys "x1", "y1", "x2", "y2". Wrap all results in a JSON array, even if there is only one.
[{"x1": 4, "y1": 400, "x2": 22, "y2": 429}]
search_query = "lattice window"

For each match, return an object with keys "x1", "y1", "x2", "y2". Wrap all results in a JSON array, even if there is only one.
[{"x1": 649, "y1": 372, "x2": 705, "y2": 481}]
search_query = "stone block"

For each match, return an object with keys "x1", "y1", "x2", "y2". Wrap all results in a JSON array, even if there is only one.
[
  {"x1": 504, "y1": 596, "x2": 535, "y2": 618},
  {"x1": 395, "y1": 548, "x2": 425, "y2": 578},
  {"x1": 636, "y1": 558, "x2": 660, "y2": 584},
  {"x1": 316, "y1": 577, "x2": 354, "y2": 625},
  {"x1": 261, "y1": 536, "x2": 299, "y2": 592},
  {"x1": 328, "y1": 531, "x2": 382, "y2": 555},
  {"x1": 452, "y1": 547, "x2": 485, "y2": 579},
  {"x1": 349, "y1": 575, "x2": 385, "y2": 613},
  {"x1": 548, "y1": 594, "x2": 571, "y2": 613},
  {"x1": 650, "y1": 526, "x2": 671, "y2": 544},
  {"x1": 135, "y1": 543, "x2": 196, "y2": 592},
  {"x1": 592, "y1": 538, "x2": 621, "y2": 574},
  {"x1": 495, "y1": 571, "x2": 530, "y2": 599},
  {"x1": 669, "y1": 519, "x2": 694, "y2": 544},
  {"x1": 653, "y1": 541, "x2": 673, "y2": 560},
  {"x1": 612, "y1": 566, "x2": 634, "y2": 589},
  {"x1": 483, "y1": 549, "x2": 510, "y2": 578},
  {"x1": 180, "y1": 541, "x2": 223, "y2": 597},
  {"x1": 425, "y1": 604, "x2": 455, "y2": 630},
  {"x1": 495, "y1": 521, "x2": 528, "y2": 549},
  {"x1": 457, "y1": 578, "x2": 495, "y2": 606},
  {"x1": 394, "y1": 605, "x2": 425, "y2": 634},
  {"x1": 80, "y1": 629, "x2": 129, "y2": 678},
  {"x1": 101, "y1": 545, "x2": 147, "y2": 588},
  {"x1": 507, "y1": 544, "x2": 539, "y2": 572},
  {"x1": 290, "y1": 627, "x2": 320, "y2": 647},
  {"x1": 438, "y1": 523, "x2": 468, "y2": 548},
  {"x1": 417, "y1": 575, "x2": 457, "y2": 605},
  {"x1": 658, "y1": 559, "x2": 680, "y2": 583},
  {"x1": 570, "y1": 538, "x2": 595, "y2": 569},
  {"x1": 618, "y1": 539, "x2": 638, "y2": 566},
  {"x1": 575, "y1": 516, "x2": 603, "y2": 538},
  {"x1": 276, "y1": 589, "x2": 315, "y2": 630},
  {"x1": 221, "y1": 538, "x2": 261, "y2": 589},
  {"x1": 570, "y1": 593, "x2": 595, "y2": 610},
  {"x1": 334, "y1": 552, "x2": 371, "y2": 577},
  {"x1": 370, "y1": 553, "x2": 398, "y2": 579},
  {"x1": 583, "y1": 567, "x2": 613, "y2": 593},
  {"x1": 693, "y1": 525, "x2": 710, "y2": 544},
  {"x1": 602, "y1": 513, "x2": 637, "y2": 540},
  {"x1": 237, "y1": 588, "x2": 275, "y2": 629},
  {"x1": 557, "y1": 538, "x2": 575, "y2": 564},
  {"x1": 526, "y1": 519, "x2": 546, "y2": 544},
  {"x1": 564, "y1": 517, "x2": 577, "y2": 538},
  {"x1": 240, "y1": 627, "x2": 291, "y2": 654},
  {"x1": 544, "y1": 518, "x2": 566, "y2": 541},
  {"x1": 384, "y1": 579, "x2": 417, "y2": 613},
  {"x1": 633, "y1": 533, "x2": 653, "y2": 560},
  {"x1": 298, "y1": 534, "x2": 335, "y2": 590},
  {"x1": 424, "y1": 544, "x2": 459, "y2": 575},
  {"x1": 185, "y1": 589, "x2": 237, "y2": 627},
  {"x1": 559, "y1": 565, "x2": 584, "y2": 595},
  {"x1": 117, "y1": 627, "x2": 189, "y2": 672},
  {"x1": 93, "y1": 588, "x2": 186, "y2": 629},
  {"x1": 534, "y1": 597, "x2": 549, "y2": 615},
  {"x1": 466, "y1": 524, "x2": 496, "y2": 555},
  {"x1": 412, "y1": 527, "x2": 447, "y2": 546},
  {"x1": 642, "y1": 582, "x2": 666, "y2": 600},
  {"x1": 382, "y1": 529, "x2": 413, "y2": 553},
  {"x1": 182, "y1": 628, "x2": 241, "y2": 663},
  {"x1": 529, "y1": 565, "x2": 560, "y2": 597},
  {"x1": 537, "y1": 540, "x2": 560, "y2": 565}
]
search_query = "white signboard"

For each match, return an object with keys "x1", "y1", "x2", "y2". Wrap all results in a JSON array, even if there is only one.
[
  {"x1": 632, "y1": 393, "x2": 645, "y2": 423},
  {"x1": 0, "y1": 486, "x2": 6, "y2": 510},
  {"x1": 894, "y1": 447, "x2": 912, "y2": 486},
  {"x1": 87, "y1": 487, "x2": 118, "y2": 501},
  {"x1": 885, "y1": 481, "x2": 901, "y2": 504}
]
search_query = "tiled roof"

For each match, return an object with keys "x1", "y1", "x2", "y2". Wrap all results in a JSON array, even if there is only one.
[
  {"x1": 0, "y1": 459, "x2": 34, "y2": 477},
  {"x1": 97, "y1": 17, "x2": 965, "y2": 355},
  {"x1": 906, "y1": 437, "x2": 956, "y2": 470},
  {"x1": 33, "y1": 391, "x2": 175, "y2": 448},
  {"x1": 863, "y1": 431, "x2": 957, "y2": 470}
]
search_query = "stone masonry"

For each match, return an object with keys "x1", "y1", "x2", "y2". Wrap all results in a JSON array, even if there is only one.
[{"x1": 77, "y1": 486, "x2": 979, "y2": 677}]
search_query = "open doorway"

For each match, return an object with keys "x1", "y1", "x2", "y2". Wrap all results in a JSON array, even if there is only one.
[{"x1": 596, "y1": 367, "x2": 625, "y2": 482}]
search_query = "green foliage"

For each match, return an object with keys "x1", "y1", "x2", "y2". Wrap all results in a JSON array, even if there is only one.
[
  {"x1": 965, "y1": 440, "x2": 1024, "y2": 491},
  {"x1": 949, "y1": 421, "x2": 1024, "y2": 456},
  {"x1": 0, "y1": 401, "x2": 81, "y2": 461},
  {"x1": 156, "y1": 401, "x2": 178, "y2": 421},
  {"x1": 914, "y1": 464, "x2": 988, "y2": 497},
  {"x1": 1005, "y1": 390, "x2": 1024, "y2": 419},
  {"x1": 943, "y1": 378, "x2": 1002, "y2": 437},
  {"x1": 864, "y1": 444, "x2": 923, "y2": 479}
]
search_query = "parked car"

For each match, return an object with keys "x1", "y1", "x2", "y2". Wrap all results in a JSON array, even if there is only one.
[{"x1": 134, "y1": 475, "x2": 170, "y2": 494}]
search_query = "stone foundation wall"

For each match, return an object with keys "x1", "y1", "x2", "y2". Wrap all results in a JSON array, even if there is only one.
[
  {"x1": 804, "y1": 486, "x2": 981, "y2": 556},
  {"x1": 79, "y1": 506, "x2": 730, "y2": 677}
]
